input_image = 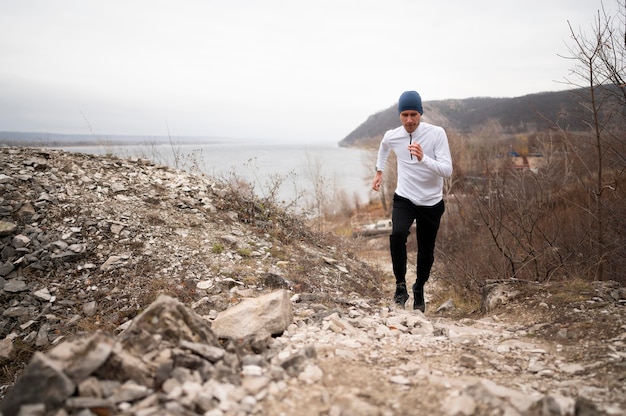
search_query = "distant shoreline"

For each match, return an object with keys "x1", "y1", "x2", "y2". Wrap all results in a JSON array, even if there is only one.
[
  {"x1": 0, "y1": 132, "x2": 342, "y2": 148},
  {"x1": 0, "y1": 134, "x2": 245, "y2": 148},
  {"x1": 0, "y1": 139, "x2": 234, "y2": 148}
]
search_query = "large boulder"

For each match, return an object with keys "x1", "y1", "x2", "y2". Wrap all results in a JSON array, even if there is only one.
[{"x1": 211, "y1": 289, "x2": 293, "y2": 342}]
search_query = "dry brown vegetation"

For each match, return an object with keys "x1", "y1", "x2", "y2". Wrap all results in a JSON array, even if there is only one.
[
  {"x1": 346, "y1": 2, "x2": 626, "y2": 296},
  {"x1": 352, "y1": 124, "x2": 625, "y2": 310}
]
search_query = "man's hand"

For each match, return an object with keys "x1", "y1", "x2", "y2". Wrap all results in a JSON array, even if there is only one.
[
  {"x1": 372, "y1": 171, "x2": 383, "y2": 191},
  {"x1": 408, "y1": 142, "x2": 424, "y2": 161}
]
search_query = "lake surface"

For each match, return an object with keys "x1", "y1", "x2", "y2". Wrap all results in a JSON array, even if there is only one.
[{"x1": 60, "y1": 139, "x2": 377, "y2": 212}]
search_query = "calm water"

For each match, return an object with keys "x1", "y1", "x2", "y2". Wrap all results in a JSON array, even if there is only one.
[{"x1": 60, "y1": 140, "x2": 376, "y2": 210}]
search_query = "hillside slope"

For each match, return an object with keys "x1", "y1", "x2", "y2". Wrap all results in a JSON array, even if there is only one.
[
  {"x1": 0, "y1": 147, "x2": 624, "y2": 415},
  {"x1": 339, "y1": 89, "x2": 590, "y2": 147}
]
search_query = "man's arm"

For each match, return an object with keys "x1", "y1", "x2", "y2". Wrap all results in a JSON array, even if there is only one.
[
  {"x1": 421, "y1": 129, "x2": 453, "y2": 178},
  {"x1": 372, "y1": 170, "x2": 383, "y2": 191}
]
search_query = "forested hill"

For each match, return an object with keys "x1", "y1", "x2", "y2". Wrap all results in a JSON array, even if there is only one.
[{"x1": 338, "y1": 88, "x2": 590, "y2": 147}]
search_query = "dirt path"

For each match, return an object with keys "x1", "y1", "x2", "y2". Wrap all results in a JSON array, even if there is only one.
[{"x1": 266, "y1": 243, "x2": 626, "y2": 416}]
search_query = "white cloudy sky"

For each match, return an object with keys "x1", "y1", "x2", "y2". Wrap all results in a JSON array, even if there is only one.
[{"x1": 0, "y1": 0, "x2": 612, "y2": 142}]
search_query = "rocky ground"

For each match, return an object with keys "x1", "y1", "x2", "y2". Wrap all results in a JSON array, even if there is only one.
[{"x1": 1, "y1": 146, "x2": 625, "y2": 416}]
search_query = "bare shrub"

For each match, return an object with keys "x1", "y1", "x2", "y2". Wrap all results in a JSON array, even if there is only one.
[
  {"x1": 556, "y1": 1, "x2": 626, "y2": 281},
  {"x1": 437, "y1": 2, "x2": 626, "y2": 289}
]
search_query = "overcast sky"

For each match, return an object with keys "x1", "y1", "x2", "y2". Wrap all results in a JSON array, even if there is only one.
[{"x1": 0, "y1": 0, "x2": 613, "y2": 143}]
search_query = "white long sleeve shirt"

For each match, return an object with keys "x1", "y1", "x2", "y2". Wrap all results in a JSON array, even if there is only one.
[{"x1": 375, "y1": 122, "x2": 453, "y2": 206}]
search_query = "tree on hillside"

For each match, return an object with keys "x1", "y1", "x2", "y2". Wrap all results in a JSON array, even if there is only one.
[
  {"x1": 558, "y1": 0, "x2": 626, "y2": 281},
  {"x1": 434, "y1": 1, "x2": 626, "y2": 296}
]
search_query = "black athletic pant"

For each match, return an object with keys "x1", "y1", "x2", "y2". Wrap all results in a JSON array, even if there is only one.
[{"x1": 390, "y1": 194, "x2": 445, "y2": 289}]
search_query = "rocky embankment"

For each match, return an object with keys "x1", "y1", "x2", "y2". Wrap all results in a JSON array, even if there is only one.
[{"x1": 0, "y1": 146, "x2": 625, "y2": 416}]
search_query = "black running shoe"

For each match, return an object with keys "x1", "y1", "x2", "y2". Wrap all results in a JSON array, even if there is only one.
[
  {"x1": 412, "y1": 283, "x2": 425, "y2": 312},
  {"x1": 394, "y1": 283, "x2": 409, "y2": 308}
]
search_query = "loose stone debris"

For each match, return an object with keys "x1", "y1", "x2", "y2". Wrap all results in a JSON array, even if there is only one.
[{"x1": 0, "y1": 146, "x2": 625, "y2": 415}]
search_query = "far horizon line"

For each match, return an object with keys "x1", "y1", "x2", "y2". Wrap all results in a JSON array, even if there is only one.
[{"x1": 0, "y1": 131, "x2": 343, "y2": 146}]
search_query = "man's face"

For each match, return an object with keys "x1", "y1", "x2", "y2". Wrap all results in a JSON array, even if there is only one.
[{"x1": 400, "y1": 110, "x2": 421, "y2": 133}]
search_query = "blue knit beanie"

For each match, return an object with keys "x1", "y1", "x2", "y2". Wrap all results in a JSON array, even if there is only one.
[{"x1": 398, "y1": 91, "x2": 423, "y2": 115}]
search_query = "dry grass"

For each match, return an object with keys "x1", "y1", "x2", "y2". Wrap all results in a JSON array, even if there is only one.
[
  {"x1": 0, "y1": 340, "x2": 35, "y2": 387},
  {"x1": 540, "y1": 279, "x2": 593, "y2": 304},
  {"x1": 429, "y1": 282, "x2": 483, "y2": 317}
]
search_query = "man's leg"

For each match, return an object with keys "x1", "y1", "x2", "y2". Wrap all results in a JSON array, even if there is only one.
[
  {"x1": 413, "y1": 199, "x2": 445, "y2": 311},
  {"x1": 390, "y1": 194, "x2": 416, "y2": 307}
]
